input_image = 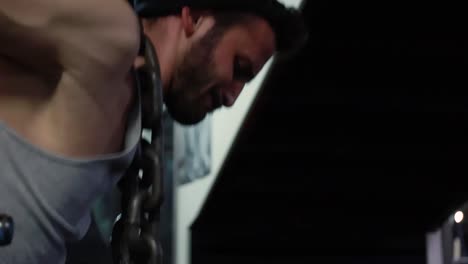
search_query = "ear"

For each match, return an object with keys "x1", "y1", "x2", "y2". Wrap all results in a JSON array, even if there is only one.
[{"x1": 181, "y1": 6, "x2": 203, "y2": 37}]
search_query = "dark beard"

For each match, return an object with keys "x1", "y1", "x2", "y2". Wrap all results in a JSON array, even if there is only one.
[{"x1": 165, "y1": 27, "x2": 224, "y2": 125}]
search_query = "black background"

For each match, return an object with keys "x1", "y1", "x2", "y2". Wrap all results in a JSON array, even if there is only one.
[{"x1": 192, "y1": 1, "x2": 468, "y2": 263}]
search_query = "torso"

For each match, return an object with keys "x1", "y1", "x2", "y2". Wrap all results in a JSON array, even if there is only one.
[{"x1": 0, "y1": 3, "x2": 141, "y2": 262}]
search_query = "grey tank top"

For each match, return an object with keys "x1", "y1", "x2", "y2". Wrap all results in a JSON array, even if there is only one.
[{"x1": 0, "y1": 96, "x2": 141, "y2": 263}]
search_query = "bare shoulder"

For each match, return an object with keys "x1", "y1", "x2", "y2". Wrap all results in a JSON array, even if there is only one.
[{"x1": 52, "y1": 0, "x2": 140, "y2": 84}]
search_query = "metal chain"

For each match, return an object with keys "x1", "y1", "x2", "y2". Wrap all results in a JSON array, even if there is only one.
[{"x1": 111, "y1": 3, "x2": 165, "y2": 262}]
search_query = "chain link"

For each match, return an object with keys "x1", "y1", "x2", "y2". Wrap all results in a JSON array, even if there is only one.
[{"x1": 110, "y1": 11, "x2": 165, "y2": 262}]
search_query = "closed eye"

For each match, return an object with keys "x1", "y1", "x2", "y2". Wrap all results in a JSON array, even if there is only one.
[{"x1": 233, "y1": 56, "x2": 254, "y2": 83}]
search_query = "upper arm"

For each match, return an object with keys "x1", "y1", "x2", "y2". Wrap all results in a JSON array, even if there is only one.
[{"x1": 0, "y1": 0, "x2": 140, "y2": 83}]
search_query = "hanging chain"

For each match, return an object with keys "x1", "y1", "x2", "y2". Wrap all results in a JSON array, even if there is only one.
[{"x1": 111, "y1": 2, "x2": 165, "y2": 263}]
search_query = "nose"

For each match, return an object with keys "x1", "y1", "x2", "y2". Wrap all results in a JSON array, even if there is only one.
[{"x1": 222, "y1": 81, "x2": 245, "y2": 107}]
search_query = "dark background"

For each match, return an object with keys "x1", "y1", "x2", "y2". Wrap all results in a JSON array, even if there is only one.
[{"x1": 192, "y1": 1, "x2": 468, "y2": 264}]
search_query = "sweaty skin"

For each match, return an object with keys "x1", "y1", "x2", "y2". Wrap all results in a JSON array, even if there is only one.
[{"x1": 0, "y1": 0, "x2": 140, "y2": 158}]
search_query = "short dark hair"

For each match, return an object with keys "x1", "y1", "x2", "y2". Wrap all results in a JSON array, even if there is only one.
[{"x1": 136, "y1": 0, "x2": 308, "y2": 57}]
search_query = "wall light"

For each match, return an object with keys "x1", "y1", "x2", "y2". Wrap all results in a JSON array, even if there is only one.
[{"x1": 455, "y1": 211, "x2": 464, "y2": 223}]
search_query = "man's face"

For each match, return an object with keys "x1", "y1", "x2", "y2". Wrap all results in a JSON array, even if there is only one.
[{"x1": 165, "y1": 16, "x2": 276, "y2": 125}]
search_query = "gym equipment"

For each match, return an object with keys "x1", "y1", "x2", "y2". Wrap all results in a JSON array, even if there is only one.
[{"x1": 0, "y1": 214, "x2": 14, "y2": 246}]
